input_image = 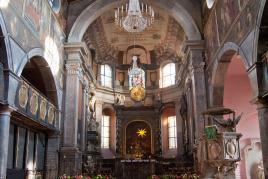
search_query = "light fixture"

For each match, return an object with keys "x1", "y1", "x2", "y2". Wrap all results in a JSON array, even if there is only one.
[{"x1": 115, "y1": 0, "x2": 154, "y2": 33}]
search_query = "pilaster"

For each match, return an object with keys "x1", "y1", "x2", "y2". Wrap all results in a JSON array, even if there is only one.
[
  {"x1": 0, "y1": 105, "x2": 14, "y2": 179},
  {"x1": 183, "y1": 40, "x2": 207, "y2": 139}
]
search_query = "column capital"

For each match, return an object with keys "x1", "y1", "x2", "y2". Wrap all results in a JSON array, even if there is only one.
[
  {"x1": 0, "y1": 105, "x2": 16, "y2": 115},
  {"x1": 182, "y1": 40, "x2": 205, "y2": 59},
  {"x1": 65, "y1": 63, "x2": 82, "y2": 76},
  {"x1": 189, "y1": 61, "x2": 206, "y2": 74}
]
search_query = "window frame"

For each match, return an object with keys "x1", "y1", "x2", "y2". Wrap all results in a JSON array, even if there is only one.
[
  {"x1": 101, "y1": 115, "x2": 110, "y2": 149},
  {"x1": 161, "y1": 63, "x2": 176, "y2": 88},
  {"x1": 100, "y1": 64, "x2": 113, "y2": 88},
  {"x1": 168, "y1": 116, "x2": 177, "y2": 149}
]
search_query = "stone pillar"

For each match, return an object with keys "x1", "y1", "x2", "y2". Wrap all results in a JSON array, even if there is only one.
[
  {"x1": 257, "y1": 101, "x2": 268, "y2": 178},
  {"x1": 183, "y1": 41, "x2": 207, "y2": 139},
  {"x1": 61, "y1": 61, "x2": 83, "y2": 176},
  {"x1": 154, "y1": 106, "x2": 162, "y2": 156},
  {"x1": 81, "y1": 85, "x2": 89, "y2": 152},
  {"x1": 115, "y1": 107, "x2": 123, "y2": 156},
  {"x1": 0, "y1": 105, "x2": 13, "y2": 179},
  {"x1": 175, "y1": 101, "x2": 184, "y2": 157}
]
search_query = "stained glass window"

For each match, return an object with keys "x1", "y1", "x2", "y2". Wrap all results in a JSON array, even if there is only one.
[
  {"x1": 161, "y1": 63, "x2": 176, "y2": 88},
  {"x1": 101, "y1": 65, "x2": 112, "y2": 88},
  {"x1": 168, "y1": 116, "x2": 177, "y2": 149},
  {"x1": 101, "y1": 115, "x2": 110, "y2": 148}
]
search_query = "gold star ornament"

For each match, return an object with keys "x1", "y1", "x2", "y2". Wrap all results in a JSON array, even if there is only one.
[{"x1": 137, "y1": 129, "x2": 147, "y2": 138}]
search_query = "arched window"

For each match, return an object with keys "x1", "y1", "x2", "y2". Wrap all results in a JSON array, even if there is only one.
[
  {"x1": 101, "y1": 65, "x2": 112, "y2": 88},
  {"x1": 101, "y1": 115, "x2": 110, "y2": 149},
  {"x1": 168, "y1": 116, "x2": 177, "y2": 149},
  {"x1": 161, "y1": 63, "x2": 176, "y2": 88}
]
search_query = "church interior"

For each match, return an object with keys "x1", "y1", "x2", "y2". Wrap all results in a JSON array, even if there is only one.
[{"x1": 0, "y1": 0, "x2": 268, "y2": 178}]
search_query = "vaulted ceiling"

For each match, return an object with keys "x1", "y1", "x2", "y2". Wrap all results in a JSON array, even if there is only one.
[{"x1": 83, "y1": 7, "x2": 185, "y2": 65}]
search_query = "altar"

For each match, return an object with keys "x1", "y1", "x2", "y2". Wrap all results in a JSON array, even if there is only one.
[{"x1": 120, "y1": 159, "x2": 156, "y2": 179}]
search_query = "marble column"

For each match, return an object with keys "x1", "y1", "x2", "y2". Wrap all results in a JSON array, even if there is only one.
[
  {"x1": 257, "y1": 101, "x2": 268, "y2": 178},
  {"x1": 154, "y1": 106, "x2": 162, "y2": 156},
  {"x1": 115, "y1": 107, "x2": 123, "y2": 156},
  {"x1": 175, "y1": 101, "x2": 184, "y2": 157},
  {"x1": 0, "y1": 106, "x2": 13, "y2": 179}
]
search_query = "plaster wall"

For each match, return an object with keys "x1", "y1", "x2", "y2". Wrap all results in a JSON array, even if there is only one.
[{"x1": 223, "y1": 57, "x2": 260, "y2": 179}]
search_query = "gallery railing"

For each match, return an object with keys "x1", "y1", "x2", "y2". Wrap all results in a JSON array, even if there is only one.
[{"x1": 15, "y1": 77, "x2": 58, "y2": 129}]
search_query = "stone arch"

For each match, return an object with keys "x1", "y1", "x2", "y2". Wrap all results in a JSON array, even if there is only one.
[
  {"x1": 68, "y1": 0, "x2": 201, "y2": 43},
  {"x1": 0, "y1": 10, "x2": 11, "y2": 69},
  {"x1": 19, "y1": 50, "x2": 59, "y2": 107},
  {"x1": 211, "y1": 42, "x2": 253, "y2": 107}
]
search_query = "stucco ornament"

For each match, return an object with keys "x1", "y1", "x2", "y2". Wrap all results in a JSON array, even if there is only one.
[
  {"x1": 39, "y1": 98, "x2": 47, "y2": 120},
  {"x1": 18, "y1": 83, "x2": 29, "y2": 108},
  {"x1": 30, "y1": 92, "x2": 38, "y2": 115},
  {"x1": 48, "y1": 106, "x2": 55, "y2": 124}
]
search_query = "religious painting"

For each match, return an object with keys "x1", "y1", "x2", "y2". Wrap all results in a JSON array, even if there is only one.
[
  {"x1": 204, "y1": 10, "x2": 219, "y2": 62},
  {"x1": 40, "y1": 0, "x2": 51, "y2": 44},
  {"x1": 226, "y1": 0, "x2": 260, "y2": 44},
  {"x1": 126, "y1": 121, "x2": 151, "y2": 158},
  {"x1": 216, "y1": 0, "x2": 240, "y2": 43},
  {"x1": 24, "y1": 0, "x2": 42, "y2": 32}
]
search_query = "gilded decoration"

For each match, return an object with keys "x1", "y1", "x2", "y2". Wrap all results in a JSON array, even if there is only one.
[
  {"x1": 30, "y1": 92, "x2": 39, "y2": 115},
  {"x1": 130, "y1": 85, "x2": 145, "y2": 102},
  {"x1": 39, "y1": 98, "x2": 47, "y2": 120},
  {"x1": 18, "y1": 83, "x2": 29, "y2": 108},
  {"x1": 48, "y1": 106, "x2": 55, "y2": 124}
]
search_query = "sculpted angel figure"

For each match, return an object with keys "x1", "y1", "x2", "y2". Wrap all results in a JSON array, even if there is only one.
[{"x1": 212, "y1": 113, "x2": 243, "y2": 132}]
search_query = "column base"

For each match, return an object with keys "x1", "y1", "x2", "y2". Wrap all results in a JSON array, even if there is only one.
[{"x1": 59, "y1": 147, "x2": 82, "y2": 176}]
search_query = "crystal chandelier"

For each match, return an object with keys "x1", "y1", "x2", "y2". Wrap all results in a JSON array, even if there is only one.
[{"x1": 115, "y1": 0, "x2": 154, "y2": 33}]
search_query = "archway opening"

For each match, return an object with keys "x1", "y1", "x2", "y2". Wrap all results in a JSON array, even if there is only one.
[
  {"x1": 126, "y1": 121, "x2": 152, "y2": 158},
  {"x1": 220, "y1": 54, "x2": 261, "y2": 178},
  {"x1": 21, "y1": 56, "x2": 58, "y2": 106}
]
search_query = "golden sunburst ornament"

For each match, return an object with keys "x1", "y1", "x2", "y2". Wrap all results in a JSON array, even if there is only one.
[{"x1": 137, "y1": 129, "x2": 147, "y2": 138}]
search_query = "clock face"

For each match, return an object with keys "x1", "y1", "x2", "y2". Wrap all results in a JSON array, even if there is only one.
[
  {"x1": 48, "y1": 0, "x2": 61, "y2": 13},
  {"x1": 130, "y1": 85, "x2": 146, "y2": 102}
]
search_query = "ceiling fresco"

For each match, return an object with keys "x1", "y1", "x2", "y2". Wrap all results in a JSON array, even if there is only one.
[{"x1": 83, "y1": 6, "x2": 186, "y2": 64}]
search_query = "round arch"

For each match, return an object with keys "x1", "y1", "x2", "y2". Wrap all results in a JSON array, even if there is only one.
[
  {"x1": 19, "y1": 49, "x2": 59, "y2": 107},
  {"x1": 211, "y1": 42, "x2": 253, "y2": 106},
  {"x1": 0, "y1": 10, "x2": 11, "y2": 69},
  {"x1": 68, "y1": 0, "x2": 201, "y2": 43}
]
